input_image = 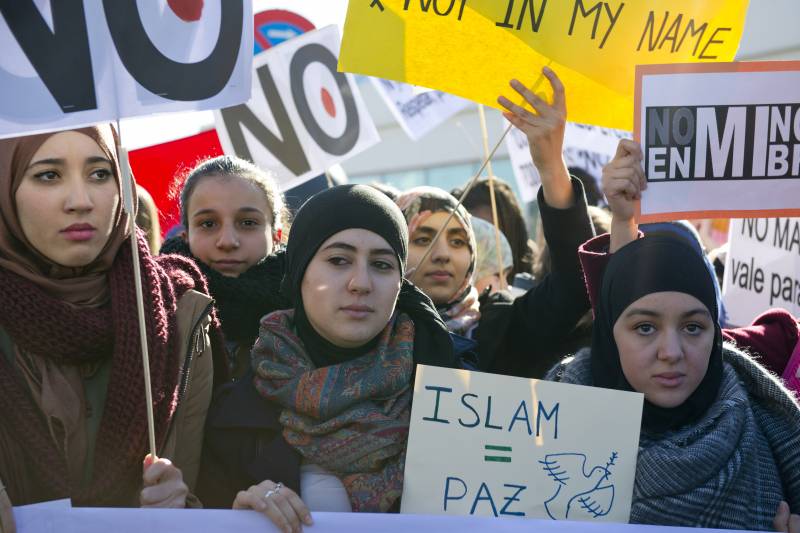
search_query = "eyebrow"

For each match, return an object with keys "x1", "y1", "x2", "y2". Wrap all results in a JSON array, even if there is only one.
[
  {"x1": 26, "y1": 156, "x2": 112, "y2": 171},
  {"x1": 415, "y1": 225, "x2": 468, "y2": 239},
  {"x1": 623, "y1": 307, "x2": 711, "y2": 319},
  {"x1": 321, "y1": 242, "x2": 396, "y2": 257},
  {"x1": 191, "y1": 207, "x2": 265, "y2": 218}
]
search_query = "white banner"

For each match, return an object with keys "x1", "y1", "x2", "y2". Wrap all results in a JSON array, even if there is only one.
[
  {"x1": 722, "y1": 218, "x2": 800, "y2": 327},
  {"x1": 637, "y1": 61, "x2": 800, "y2": 221},
  {"x1": 400, "y1": 365, "x2": 643, "y2": 523},
  {"x1": 215, "y1": 25, "x2": 380, "y2": 191},
  {"x1": 505, "y1": 122, "x2": 630, "y2": 204},
  {"x1": 371, "y1": 78, "x2": 470, "y2": 141},
  {"x1": 14, "y1": 503, "x2": 763, "y2": 533},
  {"x1": 0, "y1": 0, "x2": 253, "y2": 139}
]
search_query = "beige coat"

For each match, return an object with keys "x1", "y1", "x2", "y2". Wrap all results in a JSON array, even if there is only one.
[{"x1": 0, "y1": 289, "x2": 214, "y2": 531}]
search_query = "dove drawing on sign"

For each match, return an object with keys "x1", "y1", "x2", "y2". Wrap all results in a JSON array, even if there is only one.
[{"x1": 539, "y1": 452, "x2": 618, "y2": 521}]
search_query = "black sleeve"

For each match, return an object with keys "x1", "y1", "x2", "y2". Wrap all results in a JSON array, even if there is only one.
[{"x1": 486, "y1": 177, "x2": 594, "y2": 377}]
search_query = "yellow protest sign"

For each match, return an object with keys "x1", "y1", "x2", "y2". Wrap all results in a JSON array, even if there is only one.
[{"x1": 339, "y1": 0, "x2": 749, "y2": 130}]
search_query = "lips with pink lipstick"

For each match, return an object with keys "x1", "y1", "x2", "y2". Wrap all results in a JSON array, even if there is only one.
[
  {"x1": 340, "y1": 304, "x2": 374, "y2": 320},
  {"x1": 60, "y1": 223, "x2": 96, "y2": 242}
]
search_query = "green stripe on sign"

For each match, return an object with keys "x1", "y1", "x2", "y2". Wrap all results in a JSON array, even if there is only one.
[
  {"x1": 484, "y1": 445, "x2": 512, "y2": 452},
  {"x1": 485, "y1": 456, "x2": 512, "y2": 463}
]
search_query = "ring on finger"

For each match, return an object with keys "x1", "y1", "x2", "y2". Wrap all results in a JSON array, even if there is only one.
[{"x1": 264, "y1": 482, "x2": 283, "y2": 500}]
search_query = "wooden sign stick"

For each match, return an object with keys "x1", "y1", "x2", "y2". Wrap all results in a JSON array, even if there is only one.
[
  {"x1": 478, "y1": 104, "x2": 508, "y2": 291},
  {"x1": 117, "y1": 140, "x2": 158, "y2": 460}
]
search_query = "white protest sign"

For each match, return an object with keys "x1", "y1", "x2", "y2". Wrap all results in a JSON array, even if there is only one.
[
  {"x1": 14, "y1": 504, "x2": 763, "y2": 533},
  {"x1": 722, "y1": 218, "x2": 800, "y2": 327},
  {"x1": 0, "y1": 0, "x2": 253, "y2": 139},
  {"x1": 505, "y1": 125, "x2": 540, "y2": 203},
  {"x1": 371, "y1": 78, "x2": 470, "y2": 141},
  {"x1": 401, "y1": 365, "x2": 643, "y2": 523},
  {"x1": 637, "y1": 61, "x2": 800, "y2": 222},
  {"x1": 505, "y1": 121, "x2": 630, "y2": 203},
  {"x1": 215, "y1": 25, "x2": 380, "y2": 191}
]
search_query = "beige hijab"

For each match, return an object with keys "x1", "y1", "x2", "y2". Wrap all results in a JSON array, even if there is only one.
[{"x1": 0, "y1": 125, "x2": 133, "y2": 307}]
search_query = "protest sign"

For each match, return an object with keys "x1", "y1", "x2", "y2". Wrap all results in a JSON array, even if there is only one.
[
  {"x1": 0, "y1": 1, "x2": 253, "y2": 139},
  {"x1": 401, "y1": 365, "x2": 643, "y2": 522},
  {"x1": 722, "y1": 218, "x2": 800, "y2": 327},
  {"x1": 506, "y1": 121, "x2": 629, "y2": 203},
  {"x1": 215, "y1": 25, "x2": 380, "y2": 190},
  {"x1": 339, "y1": 0, "x2": 748, "y2": 130},
  {"x1": 14, "y1": 503, "x2": 764, "y2": 533},
  {"x1": 371, "y1": 78, "x2": 470, "y2": 140},
  {"x1": 636, "y1": 61, "x2": 800, "y2": 222}
]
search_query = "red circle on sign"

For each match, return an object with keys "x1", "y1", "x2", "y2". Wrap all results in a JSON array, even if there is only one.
[
  {"x1": 321, "y1": 88, "x2": 336, "y2": 118},
  {"x1": 167, "y1": 0, "x2": 204, "y2": 22}
]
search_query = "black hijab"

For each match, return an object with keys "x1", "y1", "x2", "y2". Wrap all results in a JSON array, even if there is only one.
[
  {"x1": 284, "y1": 184, "x2": 457, "y2": 369},
  {"x1": 591, "y1": 235, "x2": 723, "y2": 434}
]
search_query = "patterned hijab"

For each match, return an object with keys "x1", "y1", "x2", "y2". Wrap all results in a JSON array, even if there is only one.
[
  {"x1": 0, "y1": 125, "x2": 132, "y2": 307},
  {"x1": 396, "y1": 187, "x2": 479, "y2": 335}
]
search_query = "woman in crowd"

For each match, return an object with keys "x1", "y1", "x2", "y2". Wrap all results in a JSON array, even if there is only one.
[
  {"x1": 581, "y1": 139, "x2": 800, "y2": 395},
  {"x1": 160, "y1": 156, "x2": 290, "y2": 380},
  {"x1": 197, "y1": 184, "x2": 460, "y2": 531},
  {"x1": 471, "y1": 216, "x2": 514, "y2": 296},
  {"x1": 135, "y1": 185, "x2": 161, "y2": 253},
  {"x1": 546, "y1": 232, "x2": 800, "y2": 530},
  {"x1": 0, "y1": 125, "x2": 219, "y2": 532},
  {"x1": 396, "y1": 67, "x2": 595, "y2": 378}
]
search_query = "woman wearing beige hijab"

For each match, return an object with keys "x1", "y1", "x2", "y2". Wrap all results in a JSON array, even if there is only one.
[{"x1": 0, "y1": 126, "x2": 221, "y2": 531}]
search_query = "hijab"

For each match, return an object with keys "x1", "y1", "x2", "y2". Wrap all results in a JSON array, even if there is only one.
[
  {"x1": 0, "y1": 125, "x2": 132, "y2": 307},
  {"x1": 396, "y1": 187, "x2": 480, "y2": 334},
  {"x1": 640, "y1": 220, "x2": 729, "y2": 326},
  {"x1": 472, "y1": 216, "x2": 514, "y2": 281},
  {"x1": 283, "y1": 184, "x2": 412, "y2": 368},
  {"x1": 591, "y1": 235, "x2": 723, "y2": 434}
]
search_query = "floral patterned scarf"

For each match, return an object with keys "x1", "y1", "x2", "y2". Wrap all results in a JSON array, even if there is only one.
[{"x1": 251, "y1": 310, "x2": 415, "y2": 512}]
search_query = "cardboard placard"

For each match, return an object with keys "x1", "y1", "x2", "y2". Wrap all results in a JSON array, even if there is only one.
[
  {"x1": 371, "y1": 79, "x2": 471, "y2": 141},
  {"x1": 401, "y1": 365, "x2": 643, "y2": 523},
  {"x1": 215, "y1": 25, "x2": 380, "y2": 190},
  {"x1": 0, "y1": 0, "x2": 253, "y2": 139},
  {"x1": 722, "y1": 217, "x2": 800, "y2": 327},
  {"x1": 339, "y1": 0, "x2": 748, "y2": 130},
  {"x1": 636, "y1": 61, "x2": 800, "y2": 221}
]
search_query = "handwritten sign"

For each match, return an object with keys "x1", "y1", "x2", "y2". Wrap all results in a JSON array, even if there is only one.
[
  {"x1": 506, "y1": 120, "x2": 630, "y2": 203},
  {"x1": 14, "y1": 503, "x2": 765, "y2": 533},
  {"x1": 215, "y1": 26, "x2": 380, "y2": 190},
  {"x1": 636, "y1": 61, "x2": 800, "y2": 222},
  {"x1": 339, "y1": 0, "x2": 748, "y2": 130},
  {"x1": 0, "y1": 1, "x2": 253, "y2": 139},
  {"x1": 722, "y1": 218, "x2": 800, "y2": 327},
  {"x1": 401, "y1": 365, "x2": 643, "y2": 523},
  {"x1": 371, "y1": 79, "x2": 470, "y2": 140}
]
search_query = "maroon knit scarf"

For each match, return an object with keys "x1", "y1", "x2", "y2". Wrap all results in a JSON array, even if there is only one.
[{"x1": 0, "y1": 231, "x2": 215, "y2": 506}]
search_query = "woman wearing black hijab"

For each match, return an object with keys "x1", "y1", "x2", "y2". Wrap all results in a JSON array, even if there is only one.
[
  {"x1": 546, "y1": 235, "x2": 800, "y2": 531},
  {"x1": 197, "y1": 185, "x2": 458, "y2": 529}
]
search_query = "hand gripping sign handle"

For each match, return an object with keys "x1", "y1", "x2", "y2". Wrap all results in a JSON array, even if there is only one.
[{"x1": 118, "y1": 146, "x2": 158, "y2": 460}]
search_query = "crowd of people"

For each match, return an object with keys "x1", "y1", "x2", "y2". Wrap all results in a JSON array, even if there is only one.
[{"x1": 1, "y1": 67, "x2": 799, "y2": 533}]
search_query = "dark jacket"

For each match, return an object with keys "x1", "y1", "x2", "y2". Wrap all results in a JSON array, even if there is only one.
[{"x1": 478, "y1": 178, "x2": 594, "y2": 378}]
